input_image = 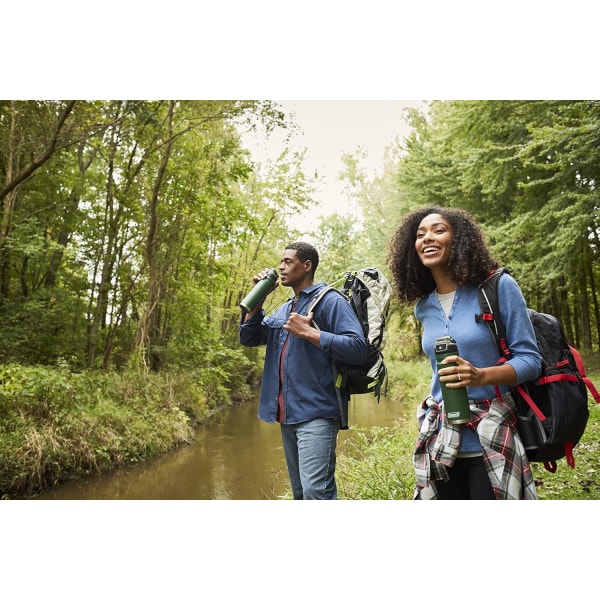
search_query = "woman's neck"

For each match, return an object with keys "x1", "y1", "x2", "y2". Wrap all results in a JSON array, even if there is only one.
[{"x1": 432, "y1": 271, "x2": 456, "y2": 294}]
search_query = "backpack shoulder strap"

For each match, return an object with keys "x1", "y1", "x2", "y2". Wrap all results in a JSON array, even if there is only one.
[
  {"x1": 478, "y1": 268, "x2": 547, "y2": 422},
  {"x1": 304, "y1": 283, "x2": 351, "y2": 430},
  {"x1": 476, "y1": 267, "x2": 511, "y2": 359},
  {"x1": 305, "y1": 285, "x2": 347, "y2": 319},
  {"x1": 570, "y1": 345, "x2": 600, "y2": 404},
  {"x1": 305, "y1": 273, "x2": 352, "y2": 317}
]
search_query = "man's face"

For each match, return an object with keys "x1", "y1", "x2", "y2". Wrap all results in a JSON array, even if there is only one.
[{"x1": 279, "y1": 249, "x2": 310, "y2": 288}]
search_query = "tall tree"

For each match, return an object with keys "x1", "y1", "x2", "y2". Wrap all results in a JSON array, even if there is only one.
[{"x1": 393, "y1": 100, "x2": 600, "y2": 350}]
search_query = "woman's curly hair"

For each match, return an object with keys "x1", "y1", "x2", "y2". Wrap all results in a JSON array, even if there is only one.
[{"x1": 387, "y1": 206, "x2": 498, "y2": 303}]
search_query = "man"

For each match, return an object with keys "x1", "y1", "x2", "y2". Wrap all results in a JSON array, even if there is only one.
[{"x1": 239, "y1": 241, "x2": 367, "y2": 499}]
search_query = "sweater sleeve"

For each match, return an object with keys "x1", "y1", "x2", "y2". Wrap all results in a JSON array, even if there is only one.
[{"x1": 499, "y1": 274, "x2": 543, "y2": 383}]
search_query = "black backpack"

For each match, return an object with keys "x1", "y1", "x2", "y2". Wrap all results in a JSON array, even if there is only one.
[
  {"x1": 476, "y1": 268, "x2": 600, "y2": 472},
  {"x1": 308, "y1": 268, "x2": 392, "y2": 429}
]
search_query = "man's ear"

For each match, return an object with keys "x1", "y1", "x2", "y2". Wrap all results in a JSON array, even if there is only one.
[{"x1": 304, "y1": 260, "x2": 312, "y2": 273}]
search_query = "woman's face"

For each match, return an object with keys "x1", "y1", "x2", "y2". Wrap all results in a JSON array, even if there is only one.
[{"x1": 415, "y1": 213, "x2": 454, "y2": 271}]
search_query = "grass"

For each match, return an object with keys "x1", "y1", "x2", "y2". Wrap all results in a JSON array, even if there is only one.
[
  {"x1": 0, "y1": 365, "x2": 218, "y2": 498},
  {"x1": 533, "y1": 400, "x2": 600, "y2": 500}
]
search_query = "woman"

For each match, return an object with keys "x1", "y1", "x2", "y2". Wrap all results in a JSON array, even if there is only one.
[{"x1": 388, "y1": 206, "x2": 542, "y2": 500}]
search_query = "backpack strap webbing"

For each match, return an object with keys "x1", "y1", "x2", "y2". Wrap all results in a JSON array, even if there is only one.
[
  {"x1": 476, "y1": 267, "x2": 511, "y2": 359},
  {"x1": 305, "y1": 283, "x2": 350, "y2": 430},
  {"x1": 306, "y1": 284, "x2": 347, "y2": 320},
  {"x1": 476, "y1": 268, "x2": 548, "y2": 422},
  {"x1": 332, "y1": 363, "x2": 349, "y2": 430},
  {"x1": 570, "y1": 345, "x2": 600, "y2": 404}
]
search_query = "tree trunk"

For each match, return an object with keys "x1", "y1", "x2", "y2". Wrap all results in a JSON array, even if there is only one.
[{"x1": 135, "y1": 101, "x2": 176, "y2": 371}]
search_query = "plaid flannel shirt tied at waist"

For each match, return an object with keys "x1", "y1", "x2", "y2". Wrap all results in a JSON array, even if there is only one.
[{"x1": 413, "y1": 392, "x2": 538, "y2": 500}]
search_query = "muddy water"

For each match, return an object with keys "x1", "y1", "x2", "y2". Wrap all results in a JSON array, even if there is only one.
[{"x1": 34, "y1": 394, "x2": 409, "y2": 500}]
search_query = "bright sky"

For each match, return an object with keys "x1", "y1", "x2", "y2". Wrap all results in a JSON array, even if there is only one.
[{"x1": 242, "y1": 100, "x2": 428, "y2": 233}]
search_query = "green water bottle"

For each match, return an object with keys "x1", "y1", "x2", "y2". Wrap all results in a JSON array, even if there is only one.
[
  {"x1": 240, "y1": 268, "x2": 278, "y2": 312},
  {"x1": 435, "y1": 335, "x2": 471, "y2": 424}
]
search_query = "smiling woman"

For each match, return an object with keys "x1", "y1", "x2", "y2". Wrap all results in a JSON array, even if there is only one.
[{"x1": 388, "y1": 205, "x2": 543, "y2": 500}]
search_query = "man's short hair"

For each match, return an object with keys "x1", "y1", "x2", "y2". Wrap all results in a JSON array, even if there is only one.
[{"x1": 285, "y1": 241, "x2": 319, "y2": 274}]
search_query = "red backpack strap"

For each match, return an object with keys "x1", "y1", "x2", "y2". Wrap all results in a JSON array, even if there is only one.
[
  {"x1": 477, "y1": 268, "x2": 512, "y2": 359},
  {"x1": 564, "y1": 441, "x2": 576, "y2": 468},
  {"x1": 479, "y1": 269, "x2": 548, "y2": 423},
  {"x1": 514, "y1": 384, "x2": 546, "y2": 421},
  {"x1": 570, "y1": 345, "x2": 600, "y2": 403},
  {"x1": 545, "y1": 442, "x2": 574, "y2": 472}
]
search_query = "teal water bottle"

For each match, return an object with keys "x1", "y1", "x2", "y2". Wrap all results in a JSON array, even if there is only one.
[
  {"x1": 435, "y1": 336, "x2": 471, "y2": 424},
  {"x1": 240, "y1": 269, "x2": 278, "y2": 312}
]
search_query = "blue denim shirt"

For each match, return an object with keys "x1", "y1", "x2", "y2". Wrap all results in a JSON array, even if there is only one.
[{"x1": 239, "y1": 282, "x2": 368, "y2": 425}]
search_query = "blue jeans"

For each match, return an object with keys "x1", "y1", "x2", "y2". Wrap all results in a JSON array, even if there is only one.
[{"x1": 280, "y1": 418, "x2": 340, "y2": 500}]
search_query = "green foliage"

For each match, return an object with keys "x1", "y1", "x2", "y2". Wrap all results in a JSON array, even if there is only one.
[
  {"x1": 337, "y1": 143, "x2": 414, "y2": 276},
  {"x1": 2, "y1": 99, "x2": 600, "y2": 499},
  {"x1": 393, "y1": 100, "x2": 600, "y2": 351},
  {"x1": 0, "y1": 100, "x2": 305, "y2": 373},
  {"x1": 312, "y1": 213, "x2": 362, "y2": 283},
  {"x1": 0, "y1": 364, "x2": 216, "y2": 497},
  {"x1": 0, "y1": 289, "x2": 87, "y2": 367}
]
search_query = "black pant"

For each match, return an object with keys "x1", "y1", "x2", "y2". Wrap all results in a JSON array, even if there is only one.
[{"x1": 435, "y1": 456, "x2": 496, "y2": 500}]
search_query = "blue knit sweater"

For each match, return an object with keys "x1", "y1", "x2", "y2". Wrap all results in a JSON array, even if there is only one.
[{"x1": 415, "y1": 273, "x2": 542, "y2": 452}]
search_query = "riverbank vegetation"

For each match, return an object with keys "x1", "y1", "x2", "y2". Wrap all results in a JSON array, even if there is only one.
[
  {"x1": 1, "y1": 100, "x2": 600, "y2": 499},
  {"x1": 0, "y1": 365, "x2": 219, "y2": 498}
]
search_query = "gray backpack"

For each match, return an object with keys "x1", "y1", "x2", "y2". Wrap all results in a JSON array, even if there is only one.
[{"x1": 308, "y1": 268, "x2": 392, "y2": 428}]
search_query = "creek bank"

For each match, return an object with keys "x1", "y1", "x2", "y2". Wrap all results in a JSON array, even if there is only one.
[{"x1": 0, "y1": 364, "x2": 252, "y2": 499}]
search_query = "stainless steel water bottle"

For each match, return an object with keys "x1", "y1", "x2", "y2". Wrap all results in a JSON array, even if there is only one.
[
  {"x1": 435, "y1": 335, "x2": 471, "y2": 424},
  {"x1": 240, "y1": 268, "x2": 278, "y2": 312}
]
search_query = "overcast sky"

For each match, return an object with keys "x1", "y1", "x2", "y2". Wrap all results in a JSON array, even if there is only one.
[{"x1": 242, "y1": 100, "x2": 428, "y2": 233}]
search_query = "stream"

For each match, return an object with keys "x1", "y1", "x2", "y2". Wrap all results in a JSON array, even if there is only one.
[{"x1": 33, "y1": 394, "x2": 409, "y2": 500}]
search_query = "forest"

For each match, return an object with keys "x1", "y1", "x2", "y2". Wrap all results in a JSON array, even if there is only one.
[{"x1": 1, "y1": 99, "x2": 599, "y2": 497}]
